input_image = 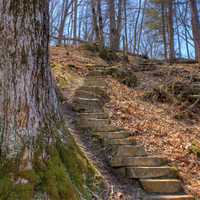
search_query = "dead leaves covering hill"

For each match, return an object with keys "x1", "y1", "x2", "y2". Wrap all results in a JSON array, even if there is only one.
[
  {"x1": 50, "y1": 46, "x2": 200, "y2": 198},
  {"x1": 105, "y1": 71, "x2": 200, "y2": 198}
]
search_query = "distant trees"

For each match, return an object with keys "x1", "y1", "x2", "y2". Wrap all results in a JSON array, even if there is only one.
[{"x1": 50, "y1": 0, "x2": 200, "y2": 62}]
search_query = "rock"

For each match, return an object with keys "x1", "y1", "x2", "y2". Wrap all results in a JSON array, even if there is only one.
[
  {"x1": 93, "y1": 130, "x2": 132, "y2": 140},
  {"x1": 77, "y1": 112, "x2": 108, "y2": 119},
  {"x1": 140, "y1": 179, "x2": 182, "y2": 194},
  {"x1": 143, "y1": 195, "x2": 194, "y2": 200},
  {"x1": 126, "y1": 166, "x2": 178, "y2": 179},
  {"x1": 112, "y1": 145, "x2": 146, "y2": 157},
  {"x1": 104, "y1": 137, "x2": 137, "y2": 145},
  {"x1": 72, "y1": 97, "x2": 103, "y2": 113},
  {"x1": 77, "y1": 118, "x2": 110, "y2": 130},
  {"x1": 83, "y1": 79, "x2": 107, "y2": 88},
  {"x1": 111, "y1": 156, "x2": 166, "y2": 167},
  {"x1": 74, "y1": 88, "x2": 110, "y2": 103}
]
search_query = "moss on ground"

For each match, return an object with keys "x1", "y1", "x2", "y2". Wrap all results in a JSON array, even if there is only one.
[
  {"x1": 52, "y1": 63, "x2": 83, "y2": 90},
  {"x1": 189, "y1": 140, "x2": 200, "y2": 158},
  {"x1": 0, "y1": 122, "x2": 104, "y2": 200}
]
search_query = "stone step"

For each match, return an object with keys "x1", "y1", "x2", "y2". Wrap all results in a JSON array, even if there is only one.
[
  {"x1": 140, "y1": 179, "x2": 182, "y2": 194},
  {"x1": 127, "y1": 166, "x2": 178, "y2": 179},
  {"x1": 87, "y1": 70, "x2": 107, "y2": 76},
  {"x1": 77, "y1": 112, "x2": 108, "y2": 119},
  {"x1": 74, "y1": 91, "x2": 101, "y2": 100},
  {"x1": 77, "y1": 118, "x2": 110, "y2": 130},
  {"x1": 143, "y1": 195, "x2": 194, "y2": 200},
  {"x1": 83, "y1": 85, "x2": 106, "y2": 90},
  {"x1": 112, "y1": 145, "x2": 146, "y2": 157},
  {"x1": 93, "y1": 130, "x2": 132, "y2": 139},
  {"x1": 72, "y1": 98, "x2": 103, "y2": 113},
  {"x1": 74, "y1": 89, "x2": 110, "y2": 103},
  {"x1": 104, "y1": 137, "x2": 137, "y2": 145},
  {"x1": 92, "y1": 126, "x2": 125, "y2": 132},
  {"x1": 78, "y1": 85, "x2": 105, "y2": 93},
  {"x1": 74, "y1": 97, "x2": 101, "y2": 102},
  {"x1": 111, "y1": 156, "x2": 166, "y2": 167},
  {"x1": 83, "y1": 80, "x2": 106, "y2": 87}
]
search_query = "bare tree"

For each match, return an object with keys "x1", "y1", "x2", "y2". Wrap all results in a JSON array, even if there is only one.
[
  {"x1": 189, "y1": 0, "x2": 200, "y2": 63},
  {"x1": 167, "y1": 0, "x2": 175, "y2": 62},
  {"x1": 108, "y1": 0, "x2": 123, "y2": 50}
]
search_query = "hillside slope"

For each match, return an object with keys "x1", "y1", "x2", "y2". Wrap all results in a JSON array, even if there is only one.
[{"x1": 50, "y1": 45, "x2": 200, "y2": 198}]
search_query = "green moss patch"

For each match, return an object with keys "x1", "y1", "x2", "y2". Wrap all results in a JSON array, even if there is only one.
[
  {"x1": 189, "y1": 140, "x2": 200, "y2": 158},
  {"x1": 0, "y1": 123, "x2": 104, "y2": 200}
]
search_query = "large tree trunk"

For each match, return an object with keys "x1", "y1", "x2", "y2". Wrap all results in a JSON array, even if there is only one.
[
  {"x1": 189, "y1": 0, "x2": 200, "y2": 63},
  {"x1": 0, "y1": 0, "x2": 103, "y2": 199},
  {"x1": 0, "y1": 0, "x2": 59, "y2": 158}
]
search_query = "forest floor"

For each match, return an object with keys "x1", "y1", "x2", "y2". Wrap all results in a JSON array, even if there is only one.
[{"x1": 50, "y1": 45, "x2": 200, "y2": 199}]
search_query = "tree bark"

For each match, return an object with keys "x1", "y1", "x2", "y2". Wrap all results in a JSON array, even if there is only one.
[
  {"x1": 167, "y1": 0, "x2": 175, "y2": 62},
  {"x1": 189, "y1": 0, "x2": 200, "y2": 63},
  {"x1": 133, "y1": 0, "x2": 142, "y2": 54},
  {"x1": 91, "y1": 0, "x2": 101, "y2": 43},
  {"x1": 108, "y1": 0, "x2": 123, "y2": 50},
  {"x1": 73, "y1": 0, "x2": 78, "y2": 44},
  {"x1": 97, "y1": 0, "x2": 104, "y2": 46},
  {"x1": 161, "y1": 2, "x2": 168, "y2": 60},
  {"x1": 137, "y1": 0, "x2": 147, "y2": 54},
  {"x1": 57, "y1": 0, "x2": 72, "y2": 45},
  {"x1": 0, "y1": 0, "x2": 59, "y2": 158}
]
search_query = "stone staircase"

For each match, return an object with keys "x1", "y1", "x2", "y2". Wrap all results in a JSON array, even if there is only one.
[{"x1": 72, "y1": 66, "x2": 194, "y2": 200}]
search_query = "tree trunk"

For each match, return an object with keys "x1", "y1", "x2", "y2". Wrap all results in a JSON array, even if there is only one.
[
  {"x1": 0, "y1": 0, "x2": 59, "y2": 158},
  {"x1": 189, "y1": 0, "x2": 200, "y2": 63},
  {"x1": 108, "y1": 0, "x2": 122, "y2": 50},
  {"x1": 133, "y1": 0, "x2": 142, "y2": 54},
  {"x1": 73, "y1": 0, "x2": 78, "y2": 44},
  {"x1": 91, "y1": 0, "x2": 101, "y2": 43},
  {"x1": 57, "y1": 0, "x2": 72, "y2": 46},
  {"x1": 167, "y1": 0, "x2": 175, "y2": 62},
  {"x1": 175, "y1": 1, "x2": 181, "y2": 58},
  {"x1": 161, "y1": 2, "x2": 167, "y2": 60},
  {"x1": 97, "y1": 0, "x2": 104, "y2": 46},
  {"x1": 124, "y1": 0, "x2": 128, "y2": 52},
  {"x1": 137, "y1": 0, "x2": 147, "y2": 54},
  {"x1": 0, "y1": 0, "x2": 103, "y2": 199},
  {"x1": 108, "y1": 0, "x2": 117, "y2": 49}
]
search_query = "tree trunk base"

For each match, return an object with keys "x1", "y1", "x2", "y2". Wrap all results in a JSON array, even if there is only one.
[{"x1": 0, "y1": 121, "x2": 104, "y2": 200}]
